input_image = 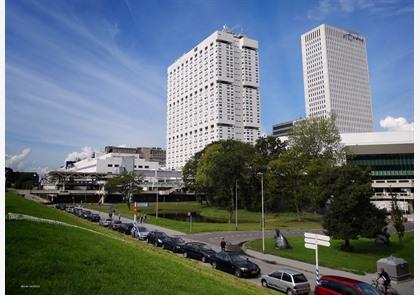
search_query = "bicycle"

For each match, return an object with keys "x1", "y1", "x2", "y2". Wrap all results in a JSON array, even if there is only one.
[{"x1": 371, "y1": 278, "x2": 398, "y2": 295}]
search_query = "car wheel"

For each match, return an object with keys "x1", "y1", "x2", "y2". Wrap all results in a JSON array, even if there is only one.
[
  {"x1": 201, "y1": 256, "x2": 207, "y2": 263},
  {"x1": 154, "y1": 241, "x2": 158, "y2": 247},
  {"x1": 211, "y1": 261, "x2": 217, "y2": 269},
  {"x1": 183, "y1": 252, "x2": 188, "y2": 258},
  {"x1": 261, "y1": 280, "x2": 267, "y2": 288},
  {"x1": 234, "y1": 269, "x2": 242, "y2": 278},
  {"x1": 162, "y1": 244, "x2": 166, "y2": 250},
  {"x1": 146, "y1": 238, "x2": 150, "y2": 243},
  {"x1": 286, "y1": 289, "x2": 293, "y2": 295}
]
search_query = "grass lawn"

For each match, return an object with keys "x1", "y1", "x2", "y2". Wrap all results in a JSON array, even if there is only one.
[
  {"x1": 6, "y1": 192, "x2": 272, "y2": 295},
  {"x1": 84, "y1": 202, "x2": 322, "y2": 234},
  {"x1": 245, "y1": 234, "x2": 414, "y2": 275}
]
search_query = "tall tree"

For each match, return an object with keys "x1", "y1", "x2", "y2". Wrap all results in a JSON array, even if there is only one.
[
  {"x1": 322, "y1": 164, "x2": 386, "y2": 251},
  {"x1": 105, "y1": 171, "x2": 144, "y2": 210},
  {"x1": 195, "y1": 140, "x2": 255, "y2": 222},
  {"x1": 390, "y1": 193, "x2": 405, "y2": 242}
]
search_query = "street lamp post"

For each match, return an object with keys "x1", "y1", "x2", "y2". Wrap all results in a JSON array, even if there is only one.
[
  {"x1": 257, "y1": 172, "x2": 265, "y2": 253},
  {"x1": 155, "y1": 169, "x2": 159, "y2": 219},
  {"x1": 235, "y1": 179, "x2": 238, "y2": 231}
]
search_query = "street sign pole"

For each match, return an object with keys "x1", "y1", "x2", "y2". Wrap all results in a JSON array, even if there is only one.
[
  {"x1": 315, "y1": 243, "x2": 319, "y2": 286},
  {"x1": 304, "y1": 233, "x2": 330, "y2": 287}
]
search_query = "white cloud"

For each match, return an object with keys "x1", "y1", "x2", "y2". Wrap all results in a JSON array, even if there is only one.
[
  {"x1": 307, "y1": 0, "x2": 412, "y2": 20},
  {"x1": 36, "y1": 166, "x2": 50, "y2": 176},
  {"x1": 6, "y1": 148, "x2": 31, "y2": 170},
  {"x1": 379, "y1": 116, "x2": 414, "y2": 131},
  {"x1": 65, "y1": 146, "x2": 95, "y2": 162}
]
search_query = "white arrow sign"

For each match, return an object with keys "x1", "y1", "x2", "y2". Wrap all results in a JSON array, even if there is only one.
[
  {"x1": 304, "y1": 238, "x2": 330, "y2": 247},
  {"x1": 304, "y1": 232, "x2": 330, "y2": 242},
  {"x1": 304, "y1": 243, "x2": 317, "y2": 250}
]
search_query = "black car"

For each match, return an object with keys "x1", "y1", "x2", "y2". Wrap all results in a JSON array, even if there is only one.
[
  {"x1": 117, "y1": 223, "x2": 134, "y2": 235},
  {"x1": 146, "y1": 231, "x2": 168, "y2": 247},
  {"x1": 161, "y1": 236, "x2": 185, "y2": 253},
  {"x1": 87, "y1": 213, "x2": 100, "y2": 222},
  {"x1": 65, "y1": 206, "x2": 74, "y2": 213},
  {"x1": 55, "y1": 203, "x2": 66, "y2": 210},
  {"x1": 110, "y1": 220, "x2": 122, "y2": 230},
  {"x1": 82, "y1": 210, "x2": 92, "y2": 219},
  {"x1": 182, "y1": 242, "x2": 216, "y2": 263},
  {"x1": 211, "y1": 251, "x2": 260, "y2": 278}
]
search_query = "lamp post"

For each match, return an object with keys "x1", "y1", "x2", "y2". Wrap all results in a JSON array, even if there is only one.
[
  {"x1": 257, "y1": 172, "x2": 265, "y2": 253},
  {"x1": 235, "y1": 179, "x2": 238, "y2": 231},
  {"x1": 155, "y1": 169, "x2": 159, "y2": 219}
]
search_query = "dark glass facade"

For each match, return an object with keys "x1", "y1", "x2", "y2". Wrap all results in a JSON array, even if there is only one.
[{"x1": 348, "y1": 153, "x2": 414, "y2": 179}]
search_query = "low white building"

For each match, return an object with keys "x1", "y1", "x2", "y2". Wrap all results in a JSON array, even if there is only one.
[{"x1": 65, "y1": 152, "x2": 160, "y2": 174}]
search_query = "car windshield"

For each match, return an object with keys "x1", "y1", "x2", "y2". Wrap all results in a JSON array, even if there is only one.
[
  {"x1": 174, "y1": 238, "x2": 185, "y2": 244},
  {"x1": 230, "y1": 254, "x2": 247, "y2": 262},
  {"x1": 356, "y1": 283, "x2": 384, "y2": 295},
  {"x1": 137, "y1": 227, "x2": 147, "y2": 232},
  {"x1": 114, "y1": 221, "x2": 121, "y2": 224},
  {"x1": 199, "y1": 244, "x2": 212, "y2": 251},
  {"x1": 293, "y1": 274, "x2": 308, "y2": 283}
]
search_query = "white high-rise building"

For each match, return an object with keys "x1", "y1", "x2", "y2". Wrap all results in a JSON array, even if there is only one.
[
  {"x1": 301, "y1": 24, "x2": 373, "y2": 133},
  {"x1": 166, "y1": 27, "x2": 261, "y2": 169}
]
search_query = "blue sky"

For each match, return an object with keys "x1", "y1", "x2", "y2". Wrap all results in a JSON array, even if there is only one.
[{"x1": 5, "y1": 0, "x2": 414, "y2": 172}]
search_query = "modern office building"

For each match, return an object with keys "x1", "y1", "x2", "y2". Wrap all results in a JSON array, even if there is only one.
[
  {"x1": 341, "y1": 131, "x2": 414, "y2": 212},
  {"x1": 166, "y1": 26, "x2": 261, "y2": 169},
  {"x1": 104, "y1": 146, "x2": 166, "y2": 166},
  {"x1": 301, "y1": 24, "x2": 373, "y2": 133},
  {"x1": 272, "y1": 118, "x2": 304, "y2": 137}
]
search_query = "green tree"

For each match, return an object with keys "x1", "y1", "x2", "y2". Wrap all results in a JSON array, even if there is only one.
[
  {"x1": 390, "y1": 192, "x2": 405, "y2": 242},
  {"x1": 195, "y1": 140, "x2": 255, "y2": 222},
  {"x1": 105, "y1": 171, "x2": 144, "y2": 210},
  {"x1": 322, "y1": 164, "x2": 386, "y2": 251}
]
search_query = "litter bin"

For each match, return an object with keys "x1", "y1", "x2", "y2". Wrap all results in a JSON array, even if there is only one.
[{"x1": 377, "y1": 256, "x2": 411, "y2": 281}]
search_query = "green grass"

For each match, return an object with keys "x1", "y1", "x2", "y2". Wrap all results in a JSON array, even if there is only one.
[
  {"x1": 245, "y1": 234, "x2": 414, "y2": 275},
  {"x1": 84, "y1": 202, "x2": 322, "y2": 234},
  {"x1": 6, "y1": 192, "x2": 272, "y2": 295}
]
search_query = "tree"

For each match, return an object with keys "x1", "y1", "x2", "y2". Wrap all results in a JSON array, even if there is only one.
[
  {"x1": 322, "y1": 164, "x2": 387, "y2": 251},
  {"x1": 287, "y1": 115, "x2": 347, "y2": 164},
  {"x1": 105, "y1": 171, "x2": 144, "y2": 210},
  {"x1": 195, "y1": 140, "x2": 255, "y2": 222},
  {"x1": 391, "y1": 193, "x2": 405, "y2": 242}
]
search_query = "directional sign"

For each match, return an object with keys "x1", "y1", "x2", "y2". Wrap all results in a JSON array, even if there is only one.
[
  {"x1": 304, "y1": 233, "x2": 330, "y2": 242},
  {"x1": 304, "y1": 243, "x2": 317, "y2": 250},
  {"x1": 304, "y1": 238, "x2": 330, "y2": 247}
]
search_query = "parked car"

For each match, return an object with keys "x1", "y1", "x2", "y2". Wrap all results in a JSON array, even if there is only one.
[
  {"x1": 65, "y1": 206, "x2": 74, "y2": 213},
  {"x1": 82, "y1": 210, "x2": 92, "y2": 219},
  {"x1": 118, "y1": 223, "x2": 134, "y2": 235},
  {"x1": 55, "y1": 203, "x2": 66, "y2": 210},
  {"x1": 110, "y1": 220, "x2": 122, "y2": 230},
  {"x1": 210, "y1": 251, "x2": 260, "y2": 278},
  {"x1": 87, "y1": 213, "x2": 100, "y2": 222},
  {"x1": 261, "y1": 269, "x2": 310, "y2": 295},
  {"x1": 182, "y1": 242, "x2": 216, "y2": 263},
  {"x1": 146, "y1": 231, "x2": 168, "y2": 247},
  {"x1": 131, "y1": 226, "x2": 149, "y2": 240},
  {"x1": 74, "y1": 208, "x2": 84, "y2": 217},
  {"x1": 161, "y1": 236, "x2": 185, "y2": 253},
  {"x1": 315, "y1": 275, "x2": 384, "y2": 295},
  {"x1": 99, "y1": 218, "x2": 113, "y2": 227}
]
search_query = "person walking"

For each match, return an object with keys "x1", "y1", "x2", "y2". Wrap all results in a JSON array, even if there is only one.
[
  {"x1": 220, "y1": 238, "x2": 226, "y2": 251},
  {"x1": 143, "y1": 214, "x2": 147, "y2": 223}
]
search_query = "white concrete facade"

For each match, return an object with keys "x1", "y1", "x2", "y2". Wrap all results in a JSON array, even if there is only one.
[
  {"x1": 301, "y1": 24, "x2": 373, "y2": 133},
  {"x1": 66, "y1": 152, "x2": 160, "y2": 174},
  {"x1": 166, "y1": 28, "x2": 261, "y2": 169}
]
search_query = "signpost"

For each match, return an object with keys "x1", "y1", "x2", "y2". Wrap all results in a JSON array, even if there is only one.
[
  {"x1": 304, "y1": 233, "x2": 331, "y2": 286},
  {"x1": 187, "y1": 212, "x2": 192, "y2": 232}
]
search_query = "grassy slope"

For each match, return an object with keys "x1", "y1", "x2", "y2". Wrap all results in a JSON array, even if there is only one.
[
  {"x1": 85, "y1": 202, "x2": 322, "y2": 233},
  {"x1": 245, "y1": 234, "x2": 414, "y2": 275},
  {"x1": 6, "y1": 193, "x2": 271, "y2": 295}
]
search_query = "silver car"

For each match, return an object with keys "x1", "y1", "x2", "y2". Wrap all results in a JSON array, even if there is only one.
[
  {"x1": 261, "y1": 269, "x2": 310, "y2": 295},
  {"x1": 131, "y1": 226, "x2": 149, "y2": 240}
]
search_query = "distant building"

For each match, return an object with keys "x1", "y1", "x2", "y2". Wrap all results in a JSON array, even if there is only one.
[
  {"x1": 301, "y1": 24, "x2": 373, "y2": 133},
  {"x1": 272, "y1": 119, "x2": 304, "y2": 137},
  {"x1": 166, "y1": 26, "x2": 261, "y2": 170},
  {"x1": 341, "y1": 131, "x2": 414, "y2": 212},
  {"x1": 104, "y1": 146, "x2": 166, "y2": 166}
]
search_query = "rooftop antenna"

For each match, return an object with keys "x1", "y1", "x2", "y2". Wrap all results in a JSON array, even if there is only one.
[{"x1": 222, "y1": 24, "x2": 229, "y2": 32}]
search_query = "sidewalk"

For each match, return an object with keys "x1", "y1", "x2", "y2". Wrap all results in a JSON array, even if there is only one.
[{"x1": 243, "y1": 247, "x2": 414, "y2": 295}]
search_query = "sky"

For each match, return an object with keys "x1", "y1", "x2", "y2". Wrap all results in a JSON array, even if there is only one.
[{"x1": 5, "y1": 0, "x2": 414, "y2": 173}]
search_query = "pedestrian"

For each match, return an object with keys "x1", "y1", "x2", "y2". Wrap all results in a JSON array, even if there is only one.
[
  {"x1": 143, "y1": 214, "x2": 147, "y2": 223},
  {"x1": 108, "y1": 211, "x2": 112, "y2": 219},
  {"x1": 118, "y1": 213, "x2": 121, "y2": 221},
  {"x1": 136, "y1": 215, "x2": 140, "y2": 225},
  {"x1": 220, "y1": 238, "x2": 226, "y2": 251},
  {"x1": 140, "y1": 214, "x2": 144, "y2": 224}
]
